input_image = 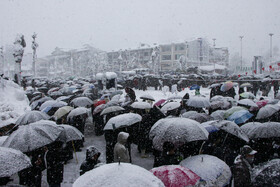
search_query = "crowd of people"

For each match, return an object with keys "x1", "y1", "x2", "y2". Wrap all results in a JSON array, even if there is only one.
[{"x1": 1, "y1": 74, "x2": 280, "y2": 186}]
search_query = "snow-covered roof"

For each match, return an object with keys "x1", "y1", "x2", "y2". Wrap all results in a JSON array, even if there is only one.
[
  {"x1": 199, "y1": 64, "x2": 226, "y2": 72},
  {"x1": 105, "y1": 72, "x2": 117, "y2": 80}
]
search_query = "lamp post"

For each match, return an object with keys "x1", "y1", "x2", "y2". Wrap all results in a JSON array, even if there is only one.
[
  {"x1": 269, "y1": 33, "x2": 274, "y2": 65},
  {"x1": 239, "y1": 36, "x2": 244, "y2": 72},
  {"x1": 31, "y1": 33, "x2": 38, "y2": 77},
  {"x1": 212, "y1": 38, "x2": 216, "y2": 73}
]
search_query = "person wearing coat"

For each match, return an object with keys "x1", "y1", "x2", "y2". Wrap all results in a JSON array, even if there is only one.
[
  {"x1": 125, "y1": 87, "x2": 136, "y2": 102},
  {"x1": 80, "y1": 146, "x2": 101, "y2": 175},
  {"x1": 114, "y1": 132, "x2": 130, "y2": 163},
  {"x1": 232, "y1": 145, "x2": 257, "y2": 187},
  {"x1": 157, "y1": 142, "x2": 180, "y2": 167},
  {"x1": 45, "y1": 141, "x2": 64, "y2": 187}
]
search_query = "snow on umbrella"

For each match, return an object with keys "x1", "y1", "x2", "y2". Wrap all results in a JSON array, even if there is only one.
[
  {"x1": 190, "y1": 84, "x2": 200, "y2": 90},
  {"x1": 224, "y1": 106, "x2": 247, "y2": 119},
  {"x1": 30, "y1": 96, "x2": 53, "y2": 110},
  {"x1": 211, "y1": 120, "x2": 249, "y2": 142},
  {"x1": 0, "y1": 147, "x2": 31, "y2": 177},
  {"x1": 73, "y1": 163, "x2": 165, "y2": 187},
  {"x1": 167, "y1": 95, "x2": 183, "y2": 101},
  {"x1": 187, "y1": 96, "x2": 210, "y2": 108},
  {"x1": 180, "y1": 154, "x2": 232, "y2": 187},
  {"x1": 200, "y1": 121, "x2": 219, "y2": 133},
  {"x1": 184, "y1": 113, "x2": 214, "y2": 123},
  {"x1": 140, "y1": 94, "x2": 155, "y2": 101},
  {"x1": 220, "y1": 81, "x2": 234, "y2": 92},
  {"x1": 210, "y1": 110, "x2": 226, "y2": 120},
  {"x1": 57, "y1": 124, "x2": 84, "y2": 142},
  {"x1": 252, "y1": 159, "x2": 280, "y2": 186},
  {"x1": 241, "y1": 122, "x2": 280, "y2": 139},
  {"x1": 103, "y1": 113, "x2": 142, "y2": 130},
  {"x1": 100, "y1": 106, "x2": 125, "y2": 116},
  {"x1": 256, "y1": 100, "x2": 269, "y2": 108},
  {"x1": 181, "y1": 111, "x2": 198, "y2": 118},
  {"x1": 154, "y1": 99, "x2": 166, "y2": 107},
  {"x1": 150, "y1": 165, "x2": 201, "y2": 187},
  {"x1": 94, "y1": 100, "x2": 106, "y2": 107},
  {"x1": 238, "y1": 99, "x2": 258, "y2": 107},
  {"x1": 131, "y1": 101, "x2": 152, "y2": 110},
  {"x1": 240, "y1": 82, "x2": 253, "y2": 88},
  {"x1": 47, "y1": 87, "x2": 60, "y2": 95},
  {"x1": 160, "y1": 102, "x2": 180, "y2": 113},
  {"x1": 256, "y1": 104, "x2": 280, "y2": 119},
  {"x1": 240, "y1": 92, "x2": 256, "y2": 99},
  {"x1": 39, "y1": 100, "x2": 67, "y2": 111},
  {"x1": 56, "y1": 95, "x2": 73, "y2": 102},
  {"x1": 93, "y1": 104, "x2": 106, "y2": 115},
  {"x1": 210, "y1": 95, "x2": 225, "y2": 102},
  {"x1": 67, "y1": 107, "x2": 89, "y2": 120},
  {"x1": 227, "y1": 109, "x2": 253, "y2": 125},
  {"x1": 54, "y1": 106, "x2": 74, "y2": 120},
  {"x1": 210, "y1": 100, "x2": 231, "y2": 110},
  {"x1": 3, "y1": 120, "x2": 63, "y2": 153},
  {"x1": 70, "y1": 97, "x2": 93, "y2": 107},
  {"x1": 149, "y1": 117, "x2": 209, "y2": 151},
  {"x1": 15, "y1": 111, "x2": 50, "y2": 126}
]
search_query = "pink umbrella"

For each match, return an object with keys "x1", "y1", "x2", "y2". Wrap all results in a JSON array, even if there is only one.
[
  {"x1": 220, "y1": 82, "x2": 234, "y2": 92},
  {"x1": 154, "y1": 99, "x2": 166, "y2": 107},
  {"x1": 150, "y1": 165, "x2": 201, "y2": 187}
]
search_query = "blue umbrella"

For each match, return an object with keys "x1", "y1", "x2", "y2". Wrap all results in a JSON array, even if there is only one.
[
  {"x1": 190, "y1": 84, "x2": 200, "y2": 90},
  {"x1": 227, "y1": 109, "x2": 253, "y2": 125}
]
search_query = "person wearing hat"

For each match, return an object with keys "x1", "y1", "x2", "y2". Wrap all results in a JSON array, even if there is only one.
[
  {"x1": 80, "y1": 146, "x2": 102, "y2": 175},
  {"x1": 232, "y1": 145, "x2": 257, "y2": 187}
]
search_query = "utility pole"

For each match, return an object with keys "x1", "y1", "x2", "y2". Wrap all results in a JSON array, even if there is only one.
[
  {"x1": 0, "y1": 46, "x2": 3, "y2": 74},
  {"x1": 32, "y1": 33, "x2": 38, "y2": 77},
  {"x1": 239, "y1": 36, "x2": 244, "y2": 72}
]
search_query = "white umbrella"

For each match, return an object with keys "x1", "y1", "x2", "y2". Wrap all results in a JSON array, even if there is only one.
[
  {"x1": 210, "y1": 95, "x2": 225, "y2": 102},
  {"x1": 180, "y1": 154, "x2": 232, "y2": 187},
  {"x1": 140, "y1": 94, "x2": 155, "y2": 101},
  {"x1": 15, "y1": 111, "x2": 50, "y2": 126},
  {"x1": 181, "y1": 111, "x2": 198, "y2": 118},
  {"x1": 186, "y1": 113, "x2": 214, "y2": 123},
  {"x1": 0, "y1": 147, "x2": 31, "y2": 177},
  {"x1": 241, "y1": 122, "x2": 280, "y2": 139},
  {"x1": 30, "y1": 96, "x2": 53, "y2": 110},
  {"x1": 210, "y1": 100, "x2": 231, "y2": 110},
  {"x1": 67, "y1": 107, "x2": 89, "y2": 120},
  {"x1": 187, "y1": 96, "x2": 210, "y2": 108},
  {"x1": 100, "y1": 106, "x2": 125, "y2": 116},
  {"x1": 73, "y1": 163, "x2": 165, "y2": 187},
  {"x1": 211, "y1": 120, "x2": 249, "y2": 142},
  {"x1": 210, "y1": 110, "x2": 226, "y2": 120},
  {"x1": 3, "y1": 120, "x2": 63, "y2": 153},
  {"x1": 104, "y1": 113, "x2": 142, "y2": 130},
  {"x1": 54, "y1": 106, "x2": 74, "y2": 120},
  {"x1": 149, "y1": 117, "x2": 209, "y2": 151},
  {"x1": 131, "y1": 101, "x2": 152, "y2": 110},
  {"x1": 256, "y1": 104, "x2": 280, "y2": 119},
  {"x1": 161, "y1": 102, "x2": 180, "y2": 113},
  {"x1": 39, "y1": 100, "x2": 67, "y2": 111},
  {"x1": 70, "y1": 97, "x2": 93, "y2": 107},
  {"x1": 238, "y1": 99, "x2": 258, "y2": 107},
  {"x1": 57, "y1": 124, "x2": 84, "y2": 142}
]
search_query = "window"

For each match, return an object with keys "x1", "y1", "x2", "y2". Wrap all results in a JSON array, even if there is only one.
[
  {"x1": 161, "y1": 45, "x2": 171, "y2": 52},
  {"x1": 162, "y1": 55, "x2": 171, "y2": 60},
  {"x1": 175, "y1": 54, "x2": 184, "y2": 60},
  {"x1": 175, "y1": 44, "x2": 185, "y2": 51}
]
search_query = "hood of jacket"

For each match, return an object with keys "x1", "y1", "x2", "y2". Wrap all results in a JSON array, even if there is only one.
[
  {"x1": 86, "y1": 146, "x2": 100, "y2": 160},
  {"x1": 117, "y1": 132, "x2": 129, "y2": 145}
]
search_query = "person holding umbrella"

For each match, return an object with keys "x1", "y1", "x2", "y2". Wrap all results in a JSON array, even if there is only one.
[
  {"x1": 232, "y1": 145, "x2": 257, "y2": 186},
  {"x1": 80, "y1": 146, "x2": 102, "y2": 175}
]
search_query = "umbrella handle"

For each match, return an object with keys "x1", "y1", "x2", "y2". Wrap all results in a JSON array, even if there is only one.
[
  {"x1": 72, "y1": 140, "x2": 79, "y2": 164},
  {"x1": 199, "y1": 141, "x2": 206, "y2": 154}
]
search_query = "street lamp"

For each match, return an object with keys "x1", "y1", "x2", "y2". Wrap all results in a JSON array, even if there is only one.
[
  {"x1": 212, "y1": 38, "x2": 216, "y2": 73},
  {"x1": 269, "y1": 33, "x2": 274, "y2": 64},
  {"x1": 239, "y1": 36, "x2": 244, "y2": 72}
]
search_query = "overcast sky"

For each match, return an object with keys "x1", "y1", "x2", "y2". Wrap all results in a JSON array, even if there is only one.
[{"x1": 0, "y1": 0, "x2": 279, "y2": 62}]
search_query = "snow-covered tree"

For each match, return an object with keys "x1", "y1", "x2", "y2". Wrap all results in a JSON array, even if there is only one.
[{"x1": 13, "y1": 34, "x2": 26, "y2": 84}]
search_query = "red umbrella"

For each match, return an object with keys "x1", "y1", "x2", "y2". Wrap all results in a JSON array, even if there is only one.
[
  {"x1": 150, "y1": 165, "x2": 201, "y2": 187},
  {"x1": 256, "y1": 100, "x2": 268, "y2": 108},
  {"x1": 154, "y1": 99, "x2": 166, "y2": 107},
  {"x1": 94, "y1": 100, "x2": 106, "y2": 107}
]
